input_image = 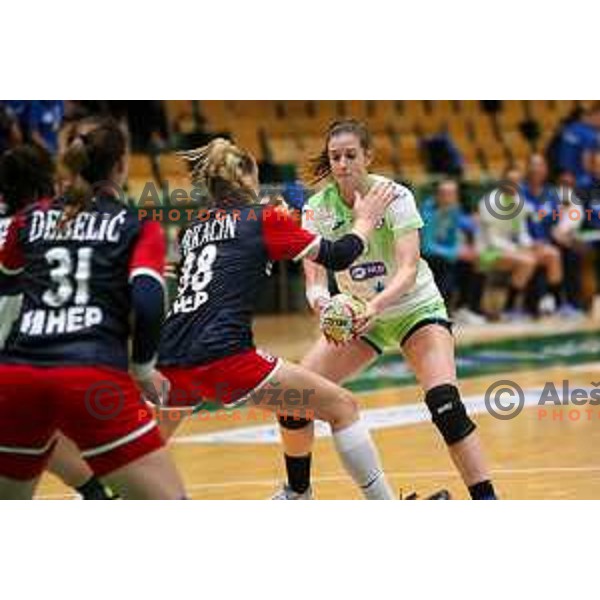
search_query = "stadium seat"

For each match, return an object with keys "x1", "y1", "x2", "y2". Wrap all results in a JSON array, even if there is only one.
[
  {"x1": 268, "y1": 136, "x2": 301, "y2": 165},
  {"x1": 128, "y1": 153, "x2": 154, "y2": 179}
]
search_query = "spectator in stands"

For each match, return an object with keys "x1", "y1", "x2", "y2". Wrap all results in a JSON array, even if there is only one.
[
  {"x1": 552, "y1": 171, "x2": 588, "y2": 249},
  {"x1": 555, "y1": 157, "x2": 600, "y2": 307},
  {"x1": 522, "y1": 154, "x2": 573, "y2": 315},
  {"x1": 523, "y1": 154, "x2": 559, "y2": 236},
  {"x1": 577, "y1": 149, "x2": 600, "y2": 195},
  {"x1": 455, "y1": 209, "x2": 487, "y2": 322},
  {"x1": 107, "y1": 101, "x2": 168, "y2": 185},
  {"x1": 421, "y1": 129, "x2": 464, "y2": 177},
  {"x1": 480, "y1": 100, "x2": 502, "y2": 114},
  {"x1": 2, "y1": 101, "x2": 28, "y2": 137},
  {"x1": 27, "y1": 101, "x2": 64, "y2": 155},
  {"x1": 556, "y1": 102, "x2": 600, "y2": 183},
  {"x1": 421, "y1": 179, "x2": 485, "y2": 323},
  {"x1": 549, "y1": 178, "x2": 587, "y2": 313},
  {"x1": 477, "y1": 166, "x2": 538, "y2": 320},
  {"x1": 63, "y1": 101, "x2": 92, "y2": 123},
  {"x1": 0, "y1": 103, "x2": 22, "y2": 155}
]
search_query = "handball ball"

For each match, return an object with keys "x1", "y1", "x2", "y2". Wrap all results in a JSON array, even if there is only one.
[{"x1": 320, "y1": 294, "x2": 367, "y2": 344}]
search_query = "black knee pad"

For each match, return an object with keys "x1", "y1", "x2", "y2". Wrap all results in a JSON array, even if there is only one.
[
  {"x1": 425, "y1": 384, "x2": 476, "y2": 445},
  {"x1": 278, "y1": 415, "x2": 312, "y2": 430}
]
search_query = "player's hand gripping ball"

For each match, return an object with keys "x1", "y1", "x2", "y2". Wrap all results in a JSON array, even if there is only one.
[{"x1": 319, "y1": 294, "x2": 368, "y2": 344}]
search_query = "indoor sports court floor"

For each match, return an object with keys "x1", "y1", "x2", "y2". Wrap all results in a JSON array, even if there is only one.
[{"x1": 37, "y1": 315, "x2": 600, "y2": 499}]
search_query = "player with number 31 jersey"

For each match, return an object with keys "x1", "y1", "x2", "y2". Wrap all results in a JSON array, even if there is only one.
[{"x1": 0, "y1": 120, "x2": 185, "y2": 499}]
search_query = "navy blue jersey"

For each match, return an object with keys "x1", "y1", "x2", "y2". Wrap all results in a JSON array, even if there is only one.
[
  {"x1": 0, "y1": 196, "x2": 165, "y2": 370},
  {"x1": 158, "y1": 204, "x2": 317, "y2": 367}
]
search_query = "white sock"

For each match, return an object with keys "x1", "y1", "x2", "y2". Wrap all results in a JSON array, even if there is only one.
[{"x1": 332, "y1": 419, "x2": 394, "y2": 500}]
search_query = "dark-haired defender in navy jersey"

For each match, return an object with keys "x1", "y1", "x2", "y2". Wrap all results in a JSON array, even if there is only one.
[
  {"x1": 155, "y1": 138, "x2": 397, "y2": 500},
  {"x1": 0, "y1": 120, "x2": 185, "y2": 499},
  {"x1": 0, "y1": 142, "x2": 120, "y2": 499}
]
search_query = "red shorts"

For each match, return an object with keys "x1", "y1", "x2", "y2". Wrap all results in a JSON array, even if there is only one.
[
  {"x1": 160, "y1": 349, "x2": 282, "y2": 410},
  {"x1": 0, "y1": 365, "x2": 164, "y2": 480}
]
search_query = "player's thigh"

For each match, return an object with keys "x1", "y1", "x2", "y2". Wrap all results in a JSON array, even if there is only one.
[
  {"x1": 0, "y1": 365, "x2": 58, "y2": 486},
  {"x1": 402, "y1": 324, "x2": 457, "y2": 391},
  {"x1": 532, "y1": 242, "x2": 560, "y2": 265},
  {"x1": 102, "y1": 447, "x2": 186, "y2": 500},
  {"x1": 55, "y1": 367, "x2": 168, "y2": 481},
  {"x1": 156, "y1": 407, "x2": 194, "y2": 441},
  {"x1": 155, "y1": 366, "x2": 207, "y2": 439},
  {"x1": 301, "y1": 336, "x2": 377, "y2": 383},
  {"x1": 258, "y1": 360, "x2": 358, "y2": 424},
  {"x1": 496, "y1": 248, "x2": 536, "y2": 271}
]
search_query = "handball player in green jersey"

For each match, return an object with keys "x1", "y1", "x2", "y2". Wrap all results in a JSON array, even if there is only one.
[{"x1": 273, "y1": 120, "x2": 497, "y2": 500}]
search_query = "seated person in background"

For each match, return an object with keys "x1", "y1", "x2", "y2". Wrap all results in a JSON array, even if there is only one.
[
  {"x1": 421, "y1": 179, "x2": 485, "y2": 324},
  {"x1": 555, "y1": 163, "x2": 600, "y2": 306},
  {"x1": 557, "y1": 102, "x2": 600, "y2": 184},
  {"x1": 553, "y1": 170, "x2": 584, "y2": 247},
  {"x1": 577, "y1": 149, "x2": 600, "y2": 194},
  {"x1": 477, "y1": 166, "x2": 538, "y2": 320},
  {"x1": 522, "y1": 154, "x2": 573, "y2": 316},
  {"x1": 0, "y1": 103, "x2": 23, "y2": 155},
  {"x1": 455, "y1": 211, "x2": 487, "y2": 323},
  {"x1": 421, "y1": 130, "x2": 464, "y2": 177}
]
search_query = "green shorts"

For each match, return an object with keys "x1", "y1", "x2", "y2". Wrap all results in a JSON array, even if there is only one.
[
  {"x1": 361, "y1": 299, "x2": 451, "y2": 354},
  {"x1": 478, "y1": 248, "x2": 503, "y2": 272}
]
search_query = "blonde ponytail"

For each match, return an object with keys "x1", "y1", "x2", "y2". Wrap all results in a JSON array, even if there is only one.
[{"x1": 178, "y1": 137, "x2": 257, "y2": 206}]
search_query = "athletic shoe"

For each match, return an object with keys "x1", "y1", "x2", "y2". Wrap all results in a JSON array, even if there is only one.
[
  {"x1": 502, "y1": 309, "x2": 530, "y2": 322},
  {"x1": 538, "y1": 294, "x2": 556, "y2": 316},
  {"x1": 271, "y1": 484, "x2": 314, "y2": 500},
  {"x1": 402, "y1": 489, "x2": 452, "y2": 500},
  {"x1": 454, "y1": 308, "x2": 488, "y2": 326},
  {"x1": 558, "y1": 303, "x2": 586, "y2": 320}
]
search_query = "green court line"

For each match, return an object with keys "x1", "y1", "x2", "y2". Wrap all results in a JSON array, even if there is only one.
[{"x1": 346, "y1": 330, "x2": 600, "y2": 393}]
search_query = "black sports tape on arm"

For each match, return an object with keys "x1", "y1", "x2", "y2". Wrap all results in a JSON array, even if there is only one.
[
  {"x1": 315, "y1": 233, "x2": 365, "y2": 271},
  {"x1": 0, "y1": 264, "x2": 23, "y2": 291},
  {"x1": 131, "y1": 275, "x2": 164, "y2": 365},
  {"x1": 0, "y1": 274, "x2": 13, "y2": 292}
]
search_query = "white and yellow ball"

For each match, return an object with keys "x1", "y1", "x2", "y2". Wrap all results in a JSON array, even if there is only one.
[{"x1": 319, "y1": 293, "x2": 367, "y2": 344}]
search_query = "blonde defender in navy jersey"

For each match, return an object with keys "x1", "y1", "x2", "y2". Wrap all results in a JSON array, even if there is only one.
[
  {"x1": 157, "y1": 138, "x2": 398, "y2": 499},
  {"x1": 273, "y1": 120, "x2": 497, "y2": 500}
]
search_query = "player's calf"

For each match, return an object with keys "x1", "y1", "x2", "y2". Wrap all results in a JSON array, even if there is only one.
[{"x1": 425, "y1": 383, "x2": 497, "y2": 500}]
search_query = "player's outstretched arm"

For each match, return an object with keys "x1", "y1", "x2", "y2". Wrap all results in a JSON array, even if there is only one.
[
  {"x1": 304, "y1": 181, "x2": 397, "y2": 270},
  {"x1": 128, "y1": 220, "x2": 169, "y2": 405},
  {"x1": 263, "y1": 206, "x2": 366, "y2": 271},
  {"x1": 264, "y1": 183, "x2": 390, "y2": 272},
  {"x1": 303, "y1": 259, "x2": 330, "y2": 314}
]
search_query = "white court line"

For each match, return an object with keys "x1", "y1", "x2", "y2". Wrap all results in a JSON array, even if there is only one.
[
  {"x1": 36, "y1": 464, "x2": 600, "y2": 499},
  {"x1": 152, "y1": 465, "x2": 600, "y2": 491},
  {"x1": 37, "y1": 364, "x2": 600, "y2": 498},
  {"x1": 173, "y1": 386, "x2": 589, "y2": 446}
]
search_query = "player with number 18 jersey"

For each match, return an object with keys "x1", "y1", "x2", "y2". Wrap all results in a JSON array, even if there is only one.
[{"x1": 158, "y1": 204, "x2": 320, "y2": 408}]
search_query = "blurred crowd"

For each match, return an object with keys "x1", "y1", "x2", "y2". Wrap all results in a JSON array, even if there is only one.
[
  {"x1": 0, "y1": 101, "x2": 169, "y2": 184},
  {"x1": 421, "y1": 147, "x2": 600, "y2": 323}
]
